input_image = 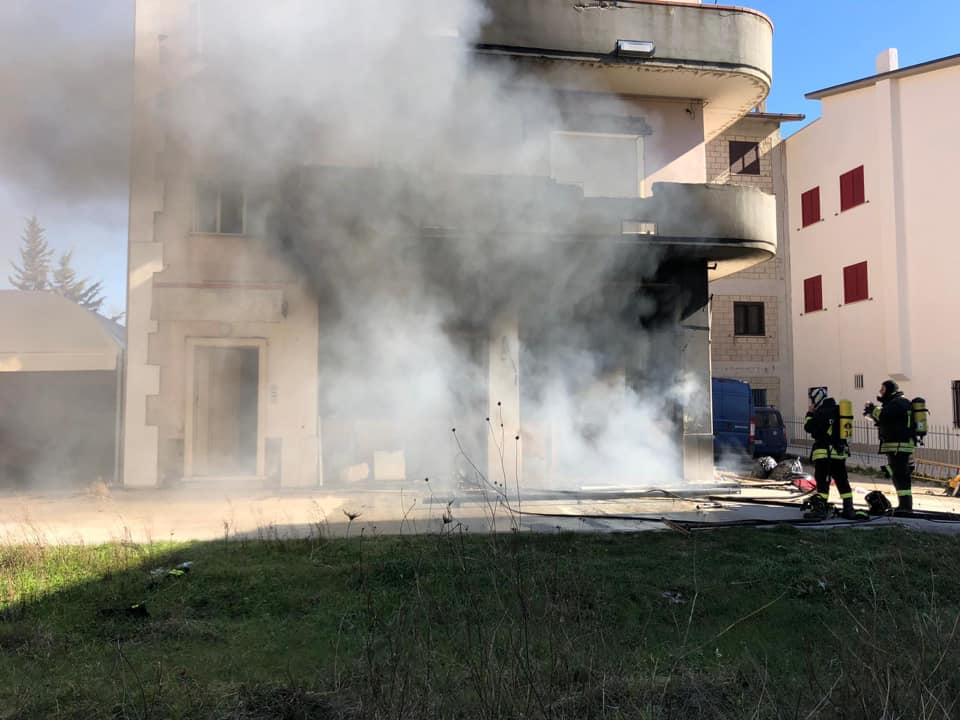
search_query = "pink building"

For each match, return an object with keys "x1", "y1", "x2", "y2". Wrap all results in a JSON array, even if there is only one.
[{"x1": 786, "y1": 49, "x2": 960, "y2": 429}]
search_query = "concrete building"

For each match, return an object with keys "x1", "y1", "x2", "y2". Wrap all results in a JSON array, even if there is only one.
[
  {"x1": 0, "y1": 291, "x2": 124, "y2": 488},
  {"x1": 123, "y1": 0, "x2": 778, "y2": 490},
  {"x1": 708, "y1": 110, "x2": 803, "y2": 417},
  {"x1": 785, "y1": 49, "x2": 960, "y2": 425}
]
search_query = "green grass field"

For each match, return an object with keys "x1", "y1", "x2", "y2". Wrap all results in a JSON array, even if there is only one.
[{"x1": 3, "y1": 525, "x2": 960, "y2": 719}]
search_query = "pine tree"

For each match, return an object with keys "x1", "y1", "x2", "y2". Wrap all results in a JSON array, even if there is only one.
[
  {"x1": 52, "y1": 250, "x2": 106, "y2": 313},
  {"x1": 8, "y1": 216, "x2": 53, "y2": 290}
]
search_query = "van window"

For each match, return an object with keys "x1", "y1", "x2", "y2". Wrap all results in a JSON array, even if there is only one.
[{"x1": 755, "y1": 411, "x2": 783, "y2": 429}]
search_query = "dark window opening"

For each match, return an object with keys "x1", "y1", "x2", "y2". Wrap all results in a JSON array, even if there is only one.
[
  {"x1": 843, "y1": 261, "x2": 869, "y2": 303},
  {"x1": 729, "y1": 141, "x2": 760, "y2": 175},
  {"x1": 855, "y1": 374, "x2": 864, "y2": 389},
  {"x1": 953, "y1": 380, "x2": 960, "y2": 428},
  {"x1": 803, "y1": 275, "x2": 823, "y2": 314},
  {"x1": 734, "y1": 301, "x2": 765, "y2": 336},
  {"x1": 840, "y1": 165, "x2": 866, "y2": 211},
  {"x1": 752, "y1": 388, "x2": 768, "y2": 408},
  {"x1": 801, "y1": 187, "x2": 821, "y2": 227}
]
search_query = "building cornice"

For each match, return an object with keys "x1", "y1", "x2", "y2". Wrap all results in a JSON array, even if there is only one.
[{"x1": 807, "y1": 52, "x2": 960, "y2": 100}]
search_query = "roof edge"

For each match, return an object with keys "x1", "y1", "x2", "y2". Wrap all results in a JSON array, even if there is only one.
[
  {"x1": 739, "y1": 112, "x2": 806, "y2": 122},
  {"x1": 806, "y1": 52, "x2": 960, "y2": 100},
  {"x1": 614, "y1": 0, "x2": 774, "y2": 32}
]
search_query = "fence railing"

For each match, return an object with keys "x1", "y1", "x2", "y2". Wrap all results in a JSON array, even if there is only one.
[{"x1": 783, "y1": 416, "x2": 960, "y2": 472}]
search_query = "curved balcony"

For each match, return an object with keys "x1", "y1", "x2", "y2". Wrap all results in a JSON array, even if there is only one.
[
  {"x1": 476, "y1": 0, "x2": 773, "y2": 139},
  {"x1": 576, "y1": 182, "x2": 777, "y2": 280},
  {"x1": 286, "y1": 168, "x2": 775, "y2": 283}
]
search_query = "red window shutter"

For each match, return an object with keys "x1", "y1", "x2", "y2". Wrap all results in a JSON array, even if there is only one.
[
  {"x1": 840, "y1": 172, "x2": 852, "y2": 211},
  {"x1": 804, "y1": 275, "x2": 823, "y2": 313},
  {"x1": 840, "y1": 166, "x2": 865, "y2": 211},
  {"x1": 801, "y1": 187, "x2": 820, "y2": 227},
  {"x1": 852, "y1": 165, "x2": 865, "y2": 206},
  {"x1": 843, "y1": 261, "x2": 868, "y2": 303},
  {"x1": 843, "y1": 264, "x2": 855, "y2": 301}
]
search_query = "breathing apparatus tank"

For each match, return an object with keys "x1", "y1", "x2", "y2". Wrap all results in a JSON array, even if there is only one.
[
  {"x1": 911, "y1": 397, "x2": 928, "y2": 441},
  {"x1": 838, "y1": 399, "x2": 854, "y2": 441}
]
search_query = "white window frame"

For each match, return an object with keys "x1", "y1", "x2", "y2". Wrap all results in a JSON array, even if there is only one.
[
  {"x1": 193, "y1": 178, "x2": 246, "y2": 235},
  {"x1": 549, "y1": 131, "x2": 647, "y2": 198}
]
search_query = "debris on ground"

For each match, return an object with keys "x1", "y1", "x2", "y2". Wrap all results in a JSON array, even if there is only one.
[
  {"x1": 752, "y1": 456, "x2": 778, "y2": 479},
  {"x1": 660, "y1": 591, "x2": 685, "y2": 605},
  {"x1": 96, "y1": 603, "x2": 149, "y2": 620},
  {"x1": 770, "y1": 458, "x2": 804, "y2": 481},
  {"x1": 149, "y1": 561, "x2": 194, "y2": 579}
]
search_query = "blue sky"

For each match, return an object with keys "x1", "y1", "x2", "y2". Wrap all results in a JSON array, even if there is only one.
[
  {"x1": 1, "y1": 0, "x2": 957, "y2": 314},
  {"x1": 746, "y1": 0, "x2": 960, "y2": 135}
]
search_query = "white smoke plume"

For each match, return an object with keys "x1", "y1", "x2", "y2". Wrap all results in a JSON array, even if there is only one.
[{"x1": 6, "y1": 0, "x2": 710, "y2": 493}]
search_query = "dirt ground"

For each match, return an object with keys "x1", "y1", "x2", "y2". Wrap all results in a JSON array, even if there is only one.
[{"x1": 2, "y1": 471, "x2": 959, "y2": 544}]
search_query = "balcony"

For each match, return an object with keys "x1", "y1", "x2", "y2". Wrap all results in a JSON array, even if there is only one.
[
  {"x1": 477, "y1": 0, "x2": 773, "y2": 139},
  {"x1": 284, "y1": 168, "x2": 775, "y2": 281}
]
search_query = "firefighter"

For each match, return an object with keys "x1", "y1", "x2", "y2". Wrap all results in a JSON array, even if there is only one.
[
  {"x1": 864, "y1": 379, "x2": 914, "y2": 515},
  {"x1": 803, "y1": 388, "x2": 858, "y2": 520}
]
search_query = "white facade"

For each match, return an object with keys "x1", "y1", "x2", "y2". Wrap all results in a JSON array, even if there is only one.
[{"x1": 785, "y1": 50, "x2": 960, "y2": 423}]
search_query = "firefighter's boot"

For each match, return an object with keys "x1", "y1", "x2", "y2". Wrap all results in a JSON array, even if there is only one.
[
  {"x1": 803, "y1": 494, "x2": 829, "y2": 521},
  {"x1": 894, "y1": 493, "x2": 913, "y2": 516},
  {"x1": 838, "y1": 497, "x2": 868, "y2": 521}
]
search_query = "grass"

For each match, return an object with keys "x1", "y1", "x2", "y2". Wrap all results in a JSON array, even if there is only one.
[{"x1": 3, "y1": 524, "x2": 960, "y2": 718}]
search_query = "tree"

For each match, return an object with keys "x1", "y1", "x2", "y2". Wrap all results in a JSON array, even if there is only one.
[
  {"x1": 9, "y1": 216, "x2": 109, "y2": 314},
  {"x1": 52, "y1": 250, "x2": 106, "y2": 313},
  {"x1": 8, "y1": 216, "x2": 53, "y2": 290}
]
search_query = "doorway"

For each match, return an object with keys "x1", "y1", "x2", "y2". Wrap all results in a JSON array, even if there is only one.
[{"x1": 186, "y1": 340, "x2": 265, "y2": 478}]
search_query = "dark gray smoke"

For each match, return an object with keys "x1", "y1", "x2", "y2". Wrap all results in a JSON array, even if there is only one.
[
  {"x1": 150, "y1": 0, "x2": 701, "y2": 489},
  {"x1": 2, "y1": 0, "x2": 705, "y2": 492},
  {"x1": 0, "y1": 1, "x2": 133, "y2": 204}
]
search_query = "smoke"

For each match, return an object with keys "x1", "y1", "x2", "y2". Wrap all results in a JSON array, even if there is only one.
[
  {"x1": 145, "y1": 0, "x2": 707, "y2": 492},
  {"x1": 0, "y1": 1, "x2": 133, "y2": 314},
  {"x1": 2, "y1": 0, "x2": 710, "y2": 493},
  {"x1": 0, "y1": 1, "x2": 133, "y2": 207}
]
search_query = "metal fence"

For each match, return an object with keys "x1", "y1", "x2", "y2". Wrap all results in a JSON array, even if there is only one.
[{"x1": 783, "y1": 416, "x2": 960, "y2": 471}]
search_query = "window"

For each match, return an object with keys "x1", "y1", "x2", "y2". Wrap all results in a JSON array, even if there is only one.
[
  {"x1": 840, "y1": 165, "x2": 865, "y2": 211},
  {"x1": 801, "y1": 187, "x2": 820, "y2": 227},
  {"x1": 195, "y1": 179, "x2": 245, "y2": 234},
  {"x1": 953, "y1": 380, "x2": 960, "y2": 428},
  {"x1": 734, "y1": 301, "x2": 765, "y2": 336},
  {"x1": 803, "y1": 275, "x2": 823, "y2": 313},
  {"x1": 550, "y1": 132, "x2": 644, "y2": 198},
  {"x1": 843, "y1": 261, "x2": 869, "y2": 303},
  {"x1": 752, "y1": 388, "x2": 768, "y2": 408},
  {"x1": 854, "y1": 374, "x2": 864, "y2": 389},
  {"x1": 729, "y1": 141, "x2": 760, "y2": 175}
]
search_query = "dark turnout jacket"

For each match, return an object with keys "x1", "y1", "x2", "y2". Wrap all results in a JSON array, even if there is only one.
[
  {"x1": 804, "y1": 398, "x2": 846, "y2": 460},
  {"x1": 870, "y1": 391, "x2": 915, "y2": 454}
]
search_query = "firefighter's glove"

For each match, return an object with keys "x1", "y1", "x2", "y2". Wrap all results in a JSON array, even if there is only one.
[{"x1": 863, "y1": 402, "x2": 876, "y2": 417}]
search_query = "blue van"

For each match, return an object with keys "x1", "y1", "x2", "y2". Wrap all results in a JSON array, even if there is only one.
[
  {"x1": 752, "y1": 407, "x2": 788, "y2": 460},
  {"x1": 712, "y1": 377, "x2": 754, "y2": 458}
]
